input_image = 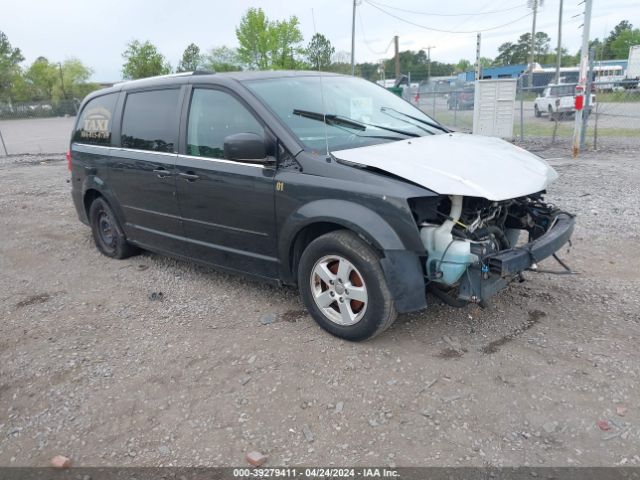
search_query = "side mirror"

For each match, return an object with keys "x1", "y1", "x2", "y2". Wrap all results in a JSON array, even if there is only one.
[{"x1": 223, "y1": 133, "x2": 268, "y2": 162}]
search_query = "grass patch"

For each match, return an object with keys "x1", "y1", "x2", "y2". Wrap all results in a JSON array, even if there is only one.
[
  {"x1": 591, "y1": 91, "x2": 640, "y2": 103},
  {"x1": 514, "y1": 123, "x2": 640, "y2": 137}
]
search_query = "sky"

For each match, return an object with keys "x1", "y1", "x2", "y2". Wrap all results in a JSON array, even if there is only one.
[{"x1": 2, "y1": 0, "x2": 638, "y2": 81}]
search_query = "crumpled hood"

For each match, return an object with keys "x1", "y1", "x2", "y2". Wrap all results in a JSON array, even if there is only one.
[{"x1": 332, "y1": 133, "x2": 558, "y2": 201}]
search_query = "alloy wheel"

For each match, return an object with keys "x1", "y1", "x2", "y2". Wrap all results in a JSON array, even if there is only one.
[{"x1": 310, "y1": 255, "x2": 368, "y2": 326}]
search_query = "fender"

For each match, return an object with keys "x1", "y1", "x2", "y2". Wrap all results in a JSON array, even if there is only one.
[{"x1": 279, "y1": 199, "x2": 428, "y2": 313}]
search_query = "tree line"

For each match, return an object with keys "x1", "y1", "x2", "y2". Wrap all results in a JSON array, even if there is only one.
[
  {"x1": 2, "y1": 9, "x2": 638, "y2": 109},
  {"x1": 493, "y1": 21, "x2": 639, "y2": 66},
  {"x1": 0, "y1": 31, "x2": 97, "y2": 110},
  {"x1": 121, "y1": 12, "x2": 639, "y2": 82}
]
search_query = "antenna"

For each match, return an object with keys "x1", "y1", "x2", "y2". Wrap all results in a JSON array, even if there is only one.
[{"x1": 311, "y1": 8, "x2": 330, "y2": 157}]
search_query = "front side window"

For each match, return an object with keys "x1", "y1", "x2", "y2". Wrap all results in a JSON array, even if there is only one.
[
  {"x1": 121, "y1": 89, "x2": 181, "y2": 153},
  {"x1": 73, "y1": 93, "x2": 118, "y2": 146},
  {"x1": 187, "y1": 89, "x2": 264, "y2": 159}
]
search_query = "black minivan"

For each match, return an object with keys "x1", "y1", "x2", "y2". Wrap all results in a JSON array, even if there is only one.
[{"x1": 70, "y1": 71, "x2": 574, "y2": 341}]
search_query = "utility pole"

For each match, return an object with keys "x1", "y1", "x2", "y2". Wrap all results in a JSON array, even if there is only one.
[
  {"x1": 580, "y1": 47, "x2": 595, "y2": 149},
  {"x1": 555, "y1": 0, "x2": 564, "y2": 84},
  {"x1": 528, "y1": 0, "x2": 540, "y2": 87},
  {"x1": 394, "y1": 35, "x2": 400, "y2": 80},
  {"x1": 572, "y1": 0, "x2": 593, "y2": 157},
  {"x1": 0, "y1": 129, "x2": 7, "y2": 156},
  {"x1": 423, "y1": 45, "x2": 435, "y2": 83},
  {"x1": 475, "y1": 34, "x2": 482, "y2": 81},
  {"x1": 350, "y1": 0, "x2": 357, "y2": 75},
  {"x1": 58, "y1": 62, "x2": 67, "y2": 100}
]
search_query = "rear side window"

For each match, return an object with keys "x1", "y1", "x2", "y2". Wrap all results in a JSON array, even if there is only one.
[
  {"x1": 121, "y1": 89, "x2": 181, "y2": 153},
  {"x1": 560, "y1": 85, "x2": 573, "y2": 95},
  {"x1": 73, "y1": 93, "x2": 118, "y2": 146}
]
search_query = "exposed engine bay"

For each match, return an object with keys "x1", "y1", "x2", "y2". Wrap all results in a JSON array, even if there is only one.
[{"x1": 410, "y1": 193, "x2": 571, "y2": 302}]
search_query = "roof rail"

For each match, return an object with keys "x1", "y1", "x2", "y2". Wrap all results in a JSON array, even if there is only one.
[{"x1": 113, "y1": 70, "x2": 214, "y2": 87}]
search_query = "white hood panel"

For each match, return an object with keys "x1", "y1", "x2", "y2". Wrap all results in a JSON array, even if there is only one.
[{"x1": 332, "y1": 133, "x2": 558, "y2": 201}]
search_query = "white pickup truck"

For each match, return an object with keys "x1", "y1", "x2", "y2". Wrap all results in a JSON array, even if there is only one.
[{"x1": 534, "y1": 84, "x2": 596, "y2": 120}]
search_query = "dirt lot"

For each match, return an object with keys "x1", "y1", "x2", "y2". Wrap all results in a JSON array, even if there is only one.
[{"x1": 1, "y1": 141, "x2": 639, "y2": 468}]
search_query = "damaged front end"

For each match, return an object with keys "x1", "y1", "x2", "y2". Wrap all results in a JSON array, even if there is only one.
[{"x1": 410, "y1": 194, "x2": 575, "y2": 305}]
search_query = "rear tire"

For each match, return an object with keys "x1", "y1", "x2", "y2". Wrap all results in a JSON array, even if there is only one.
[
  {"x1": 298, "y1": 230, "x2": 397, "y2": 341},
  {"x1": 89, "y1": 197, "x2": 138, "y2": 259},
  {"x1": 534, "y1": 105, "x2": 541, "y2": 117}
]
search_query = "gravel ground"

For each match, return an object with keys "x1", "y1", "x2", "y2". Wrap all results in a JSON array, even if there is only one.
[
  {"x1": 0, "y1": 117, "x2": 75, "y2": 155},
  {"x1": 0, "y1": 143, "x2": 639, "y2": 468}
]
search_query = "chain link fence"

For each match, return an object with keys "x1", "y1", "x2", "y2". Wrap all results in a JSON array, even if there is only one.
[
  {"x1": 405, "y1": 75, "x2": 640, "y2": 152},
  {"x1": 0, "y1": 98, "x2": 81, "y2": 155},
  {"x1": 514, "y1": 75, "x2": 640, "y2": 150},
  {"x1": 405, "y1": 83, "x2": 475, "y2": 132},
  {"x1": 0, "y1": 98, "x2": 79, "y2": 119}
]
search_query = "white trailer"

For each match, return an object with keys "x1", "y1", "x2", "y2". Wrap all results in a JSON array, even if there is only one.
[{"x1": 624, "y1": 45, "x2": 640, "y2": 88}]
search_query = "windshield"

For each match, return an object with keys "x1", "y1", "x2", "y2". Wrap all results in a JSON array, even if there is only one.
[{"x1": 244, "y1": 75, "x2": 445, "y2": 151}]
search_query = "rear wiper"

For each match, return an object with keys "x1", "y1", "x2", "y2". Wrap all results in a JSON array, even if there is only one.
[
  {"x1": 380, "y1": 106, "x2": 452, "y2": 133},
  {"x1": 292, "y1": 109, "x2": 420, "y2": 138}
]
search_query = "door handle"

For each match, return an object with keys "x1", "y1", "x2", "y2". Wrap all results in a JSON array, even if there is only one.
[
  {"x1": 153, "y1": 168, "x2": 172, "y2": 178},
  {"x1": 179, "y1": 172, "x2": 200, "y2": 182}
]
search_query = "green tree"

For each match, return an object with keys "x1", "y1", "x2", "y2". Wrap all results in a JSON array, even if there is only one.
[
  {"x1": 177, "y1": 43, "x2": 202, "y2": 72},
  {"x1": 357, "y1": 62, "x2": 380, "y2": 81},
  {"x1": 0, "y1": 31, "x2": 25, "y2": 103},
  {"x1": 24, "y1": 57, "x2": 58, "y2": 100},
  {"x1": 235, "y1": 8, "x2": 305, "y2": 70},
  {"x1": 236, "y1": 8, "x2": 272, "y2": 69},
  {"x1": 21, "y1": 57, "x2": 96, "y2": 102},
  {"x1": 270, "y1": 16, "x2": 304, "y2": 69},
  {"x1": 327, "y1": 51, "x2": 352, "y2": 74},
  {"x1": 379, "y1": 50, "x2": 454, "y2": 81},
  {"x1": 58, "y1": 58, "x2": 96, "y2": 100},
  {"x1": 494, "y1": 32, "x2": 550, "y2": 65},
  {"x1": 602, "y1": 21, "x2": 634, "y2": 59},
  {"x1": 538, "y1": 47, "x2": 577, "y2": 67},
  {"x1": 122, "y1": 40, "x2": 171, "y2": 79},
  {"x1": 455, "y1": 59, "x2": 471, "y2": 73},
  {"x1": 203, "y1": 46, "x2": 244, "y2": 72},
  {"x1": 306, "y1": 33, "x2": 335, "y2": 70},
  {"x1": 9, "y1": 74, "x2": 32, "y2": 102},
  {"x1": 610, "y1": 28, "x2": 640, "y2": 59},
  {"x1": 479, "y1": 57, "x2": 493, "y2": 68}
]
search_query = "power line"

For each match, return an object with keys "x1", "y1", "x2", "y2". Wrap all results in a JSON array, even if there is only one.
[
  {"x1": 366, "y1": 0, "x2": 527, "y2": 17},
  {"x1": 443, "y1": 0, "x2": 512, "y2": 39},
  {"x1": 364, "y1": 0, "x2": 533, "y2": 34},
  {"x1": 358, "y1": 7, "x2": 394, "y2": 55}
]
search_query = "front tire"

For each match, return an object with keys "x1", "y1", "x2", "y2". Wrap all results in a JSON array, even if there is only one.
[
  {"x1": 298, "y1": 230, "x2": 397, "y2": 341},
  {"x1": 89, "y1": 197, "x2": 138, "y2": 259}
]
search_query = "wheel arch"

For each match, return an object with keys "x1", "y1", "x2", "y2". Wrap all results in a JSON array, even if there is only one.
[
  {"x1": 80, "y1": 177, "x2": 126, "y2": 229},
  {"x1": 83, "y1": 188, "x2": 102, "y2": 220},
  {"x1": 278, "y1": 199, "x2": 406, "y2": 286}
]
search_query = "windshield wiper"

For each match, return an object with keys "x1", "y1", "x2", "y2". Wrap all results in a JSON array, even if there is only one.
[
  {"x1": 292, "y1": 109, "x2": 420, "y2": 138},
  {"x1": 380, "y1": 106, "x2": 452, "y2": 133},
  {"x1": 293, "y1": 109, "x2": 365, "y2": 131}
]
